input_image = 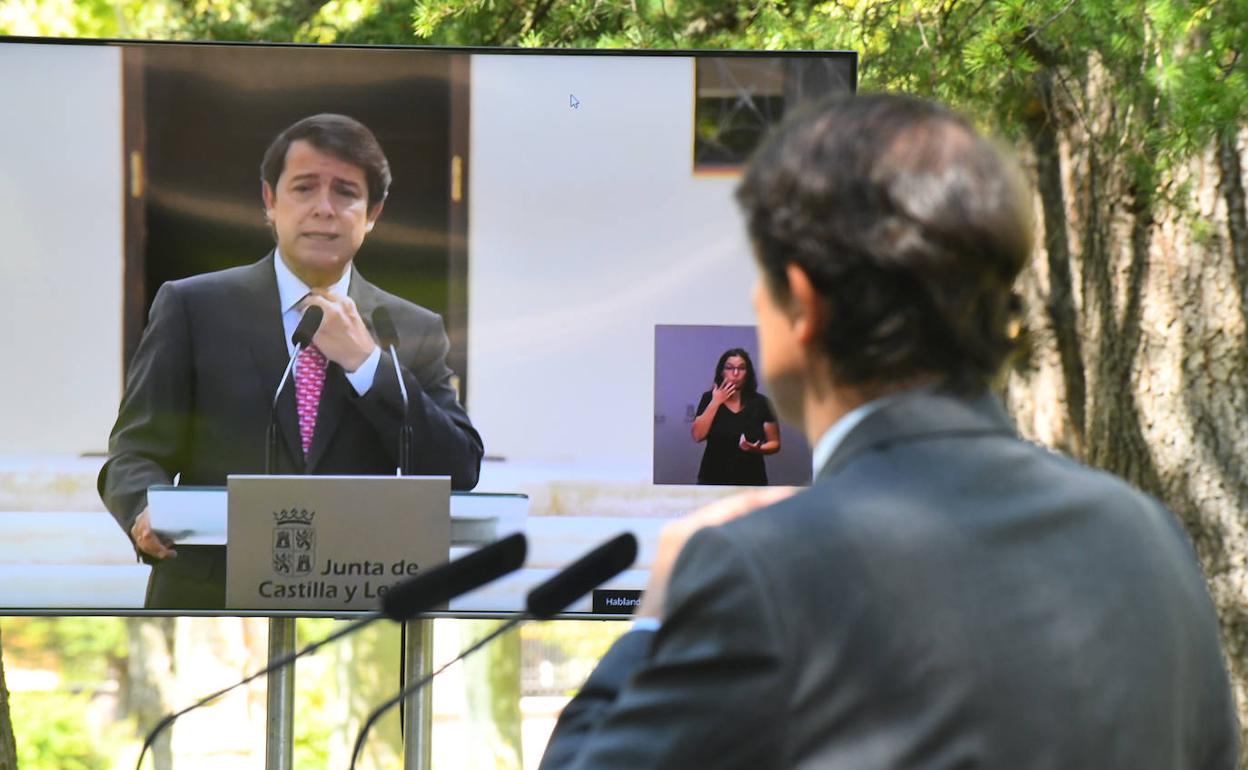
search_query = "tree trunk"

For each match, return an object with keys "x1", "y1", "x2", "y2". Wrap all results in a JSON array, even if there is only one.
[
  {"x1": 1020, "y1": 57, "x2": 1248, "y2": 761},
  {"x1": 120, "y1": 618, "x2": 176, "y2": 770},
  {"x1": 1079, "y1": 60, "x2": 1161, "y2": 492},
  {"x1": 1028, "y1": 69, "x2": 1087, "y2": 453},
  {"x1": 1086, "y1": 179, "x2": 1162, "y2": 494},
  {"x1": 0, "y1": 628, "x2": 17, "y2": 770},
  {"x1": 1217, "y1": 128, "x2": 1248, "y2": 344}
]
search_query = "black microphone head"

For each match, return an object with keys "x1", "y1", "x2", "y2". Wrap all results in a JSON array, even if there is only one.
[
  {"x1": 372, "y1": 306, "x2": 399, "y2": 350},
  {"x1": 292, "y1": 305, "x2": 324, "y2": 348},
  {"x1": 381, "y1": 533, "x2": 527, "y2": 621},
  {"x1": 526, "y1": 533, "x2": 638, "y2": 619}
]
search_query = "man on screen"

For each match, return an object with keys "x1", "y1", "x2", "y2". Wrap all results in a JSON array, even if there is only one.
[
  {"x1": 539, "y1": 94, "x2": 1237, "y2": 769},
  {"x1": 99, "y1": 113, "x2": 482, "y2": 610}
]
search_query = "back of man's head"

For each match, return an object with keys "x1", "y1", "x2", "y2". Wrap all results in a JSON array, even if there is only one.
[{"x1": 736, "y1": 93, "x2": 1031, "y2": 394}]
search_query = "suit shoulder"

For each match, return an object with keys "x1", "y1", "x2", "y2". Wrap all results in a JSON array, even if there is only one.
[
  {"x1": 358, "y1": 281, "x2": 444, "y2": 328},
  {"x1": 161, "y1": 259, "x2": 267, "y2": 299},
  {"x1": 714, "y1": 489, "x2": 833, "y2": 557},
  {"x1": 1015, "y1": 438, "x2": 1174, "y2": 520}
]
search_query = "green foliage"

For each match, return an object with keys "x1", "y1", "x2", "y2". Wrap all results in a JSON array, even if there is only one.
[
  {"x1": 0, "y1": 619, "x2": 126, "y2": 686},
  {"x1": 5, "y1": 0, "x2": 1236, "y2": 178},
  {"x1": 293, "y1": 618, "x2": 404, "y2": 769},
  {"x1": 521, "y1": 620, "x2": 626, "y2": 666},
  {"x1": 10, "y1": 691, "x2": 127, "y2": 770},
  {"x1": 0, "y1": 0, "x2": 175, "y2": 38}
]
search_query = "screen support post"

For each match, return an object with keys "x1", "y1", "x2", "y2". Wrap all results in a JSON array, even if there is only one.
[
  {"x1": 402, "y1": 619, "x2": 435, "y2": 770},
  {"x1": 266, "y1": 618, "x2": 297, "y2": 770}
]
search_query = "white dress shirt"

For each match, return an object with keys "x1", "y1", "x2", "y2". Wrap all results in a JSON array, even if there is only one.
[{"x1": 274, "y1": 250, "x2": 380, "y2": 395}]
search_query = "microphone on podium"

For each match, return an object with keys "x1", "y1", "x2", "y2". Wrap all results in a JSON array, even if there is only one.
[
  {"x1": 265, "y1": 304, "x2": 324, "y2": 473},
  {"x1": 371, "y1": 306, "x2": 413, "y2": 475},
  {"x1": 349, "y1": 533, "x2": 640, "y2": 769},
  {"x1": 133, "y1": 533, "x2": 528, "y2": 770}
]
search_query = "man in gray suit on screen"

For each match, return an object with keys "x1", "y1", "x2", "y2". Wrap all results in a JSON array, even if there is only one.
[{"x1": 538, "y1": 94, "x2": 1238, "y2": 769}]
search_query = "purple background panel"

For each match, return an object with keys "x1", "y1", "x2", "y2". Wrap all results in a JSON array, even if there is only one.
[{"x1": 653, "y1": 324, "x2": 812, "y2": 486}]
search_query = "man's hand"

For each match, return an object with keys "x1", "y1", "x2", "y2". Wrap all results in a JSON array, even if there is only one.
[
  {"x1": 131, "y1": 507, "x2": 177, "y2": 560},
  {"x1": 636, "y1": 486, "x2": 797, "y2": 619},
  {"x1": 300, "y1": 288, "x2": 376, "y2": 372}
]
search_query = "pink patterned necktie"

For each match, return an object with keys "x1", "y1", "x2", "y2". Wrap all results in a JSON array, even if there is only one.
[{"x1": 295, "y1": 344, "x2": 328, "y2": 456}]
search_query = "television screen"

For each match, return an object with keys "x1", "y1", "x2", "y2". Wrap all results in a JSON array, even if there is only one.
[{"x1": 0, "y1": 37, "x2": 856, "y2": 615}]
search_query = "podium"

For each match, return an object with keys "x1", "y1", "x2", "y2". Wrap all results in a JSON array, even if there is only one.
[
  {"x1": 148, "y1": 477, "x2": 525, "y2": 610},
  {"x1": 149, "y1": 477, "x2": 527, "y2": 770}
]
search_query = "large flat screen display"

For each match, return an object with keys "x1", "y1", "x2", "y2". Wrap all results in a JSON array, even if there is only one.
[{"x1": 0, "y1": 37, "x2": 855, "y2": 615}]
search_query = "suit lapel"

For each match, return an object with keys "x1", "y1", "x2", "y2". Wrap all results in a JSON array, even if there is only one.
[
  {"x1": 303, "y1": 268, "x2": 381, "y2": 473},
  {"x1": 244, "y1": 253, "x2": 305, "y2": 472},
  {"x1": 816, "y1": 389, "x2": 1017, "y2": 481}
]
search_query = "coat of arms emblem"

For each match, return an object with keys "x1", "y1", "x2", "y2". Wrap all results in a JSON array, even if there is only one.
[{"x1": 272, "y1": 508, "x2": 316, "y2": 577}]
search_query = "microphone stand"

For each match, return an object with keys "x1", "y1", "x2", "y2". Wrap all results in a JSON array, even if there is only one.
[
  {"x1": 401, "y1": 618, "x2": 435, "y2": 770},
  {"x1": 355, "y1": 617, "x2": 527, "y2": 770},
  {"x1": 372, "y1": 307, "x2": 412, "y2": 477},
  {"x1": 385, "y1": 341, "x2": 413, "y2": 476},
  {"x1": 377, "y1": 315, "x2": 426, "y2": 763},
  {"x1": 264, "y1": 306, "x2": 320, "y2": 770}
]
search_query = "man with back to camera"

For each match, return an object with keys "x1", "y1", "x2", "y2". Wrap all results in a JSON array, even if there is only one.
[
  {"x1": 98, "y1": 113, "x2": 483, "y2": 610},
  {"x1": 538, "y1": 94, "x2": 1238, "y2": 769}
]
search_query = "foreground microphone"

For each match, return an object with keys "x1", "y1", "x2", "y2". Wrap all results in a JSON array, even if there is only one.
[
  {"x1": 349, "y1": 533, "x2": 638, "y2": 770},
  {"x1": 265, "y1": 304, "x2": 324, "y2": 473},
  {"x1": 372, "y1": 306, "x2": 412, "y2": 475},
  {"x1": 381, "y1": 532, "x2": 528, "y2": 621},
  {"x1": 526, "y1": 532, "x2": 639, "y2": 618},
  {"x1": 134, "y1": 533, "x2": 527, "y2": 770}
]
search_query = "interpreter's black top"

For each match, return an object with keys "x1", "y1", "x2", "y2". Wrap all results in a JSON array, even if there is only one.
[{"x1": 694, "y1": 391, "x2": 777, "y2": 486}]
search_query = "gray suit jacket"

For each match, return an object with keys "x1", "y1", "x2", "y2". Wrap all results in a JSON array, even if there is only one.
[
  {"x1": 98, "y1": 254, "x2": 482, "y2": 608},
  {"x1": 540, "y1": 389, "x2": 1237, "y2": 769}
]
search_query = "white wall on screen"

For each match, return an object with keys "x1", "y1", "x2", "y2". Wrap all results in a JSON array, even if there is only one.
[
  {"x1": 0, "y1": 43, "x2": 122, "y2": 454},
  {"x1": 467, "y1": 54, "x2": 759, "y2": 475}
]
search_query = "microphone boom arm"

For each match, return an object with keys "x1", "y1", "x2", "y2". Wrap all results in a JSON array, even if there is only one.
[{"x1": 349, "y1": 615, "x2": 526, "y2": 770}]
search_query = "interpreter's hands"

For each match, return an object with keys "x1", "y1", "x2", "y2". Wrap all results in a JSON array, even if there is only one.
[
  {"x1": 636, "y1": 486, "x2": 797, "y2": 619},
  {"x1": 299, "y1": 288, "x2": 376, "y2": 372},
  {"x1": 708, "y1": 380, "x2": 736, "y2": 408},
  {"x1": 131, "y1": 508, "x2": 177, "y2": 560},
  {"x1": 739, "y1": 434, "x2": 764, "y2": 453}
]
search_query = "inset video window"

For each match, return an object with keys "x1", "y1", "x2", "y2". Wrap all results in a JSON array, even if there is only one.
[{"x1": 653, "y1": 324, "x2": 811, "y2": 486}]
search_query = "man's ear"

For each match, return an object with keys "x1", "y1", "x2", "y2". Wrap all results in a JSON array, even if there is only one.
[
  {"x1": 261, "y1": 181, "x2": 276, "y2": 221},
  {"x1": 785, "y1": 263, "x2": 825, "y2": 347},
  {"x1": 365, "y1": 199, "x2": 386, "y2": 233}
]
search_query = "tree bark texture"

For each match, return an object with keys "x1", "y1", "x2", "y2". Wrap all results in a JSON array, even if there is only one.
[
  {"x1": 121, "y1": 618, "x2": 176, "y2": 770},
  {"x1": 1217, "y1": 128, "x2": 1248, "y2": 347},
  {"x1": 1028, "y1": 69, "x2": 1087, "y2": 454},
  {"x1": 0, "y1": 629, "x2": 17, "y2": 770},
  {"x1": 1009, "y1": 83, "x2": 1248, "y2": 762}
]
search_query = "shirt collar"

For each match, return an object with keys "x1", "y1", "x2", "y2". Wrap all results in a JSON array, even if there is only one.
[
  {"x1": 273, "y1": 248, "x2": 353, "y2": 313},
  {"x1": 810, "y1": 385, "x2": 932, "y2": 477}
]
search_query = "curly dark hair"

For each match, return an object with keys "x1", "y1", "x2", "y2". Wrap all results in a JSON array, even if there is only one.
[
  {"x1": 712, "y1": 348, "x2": 759, "y2": 397},
  {"x1": 261, "y1": 113, "x2": 391, "y2": 208},
  {"x1": 735, "y1": 93, "x2": 1030, "y2": 393}
]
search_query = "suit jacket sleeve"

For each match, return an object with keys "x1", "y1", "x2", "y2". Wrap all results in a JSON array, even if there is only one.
[
  {"x1": 539, "y1": 526, "x2": 790, "y2": 770},
  {"x1": 97, "y1": 282, "x2": 192, "y2": 538},
  {"x1": 353, "y1": 312, "x2": 483, "y2": 490}
]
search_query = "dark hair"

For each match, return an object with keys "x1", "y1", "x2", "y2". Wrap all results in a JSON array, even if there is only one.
[
  {"x1": 713, "y1": 348, "x2": 759, "y2": 397},
  {"x1": 735, "y1": 93, "x2": 1030, "y2": 393},
  {"x1": 261, "y1": 113, "x2": 391, "y2": 208}
]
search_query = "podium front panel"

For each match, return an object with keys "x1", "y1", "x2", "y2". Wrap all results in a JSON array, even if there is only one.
[{"x1": 226, "y1": 475, "x2": 450, "y2": 612}]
